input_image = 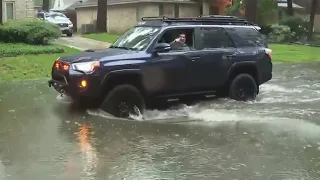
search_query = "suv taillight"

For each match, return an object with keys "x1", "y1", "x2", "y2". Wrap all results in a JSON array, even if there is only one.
[{"x1": 265, "y1": 48, "x2": 272, "y2": 59}]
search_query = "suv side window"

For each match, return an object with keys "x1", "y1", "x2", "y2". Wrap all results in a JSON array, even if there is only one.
[
  {"x1": 225, "y1": 27, "x2": 266, "y2": 47},
  {"x1": 199, "y1": 27, "x2": 234, "y2": 49},
  {"x1": 156, "y1": 28, "x2": 195, "y2": 52}
]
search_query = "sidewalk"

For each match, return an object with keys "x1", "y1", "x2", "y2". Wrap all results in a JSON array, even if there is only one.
[{"x1": 57, "y1": 36, "x2": 111, "y2": 51}]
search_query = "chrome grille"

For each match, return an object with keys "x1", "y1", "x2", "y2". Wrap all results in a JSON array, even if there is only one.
[{"x1": 58, "y1": 23, "x2": 68, "y2": 28}]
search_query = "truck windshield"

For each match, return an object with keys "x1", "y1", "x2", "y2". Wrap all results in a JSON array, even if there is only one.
[{"x1": 110, "y1": 26, "x2": 160, "y2": 51}]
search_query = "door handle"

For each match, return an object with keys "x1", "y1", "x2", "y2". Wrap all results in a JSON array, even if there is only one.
[
  {"x1": 223, "y1": 54, "x2": 236, "y2": 60},
  {"x1": 190, "y1": 56, "x2": 200, "y2": 61}
]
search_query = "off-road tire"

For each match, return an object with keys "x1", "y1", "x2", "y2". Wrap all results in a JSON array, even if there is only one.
[
  {"x1": 100, "y1": 84, "x2": 145, "y2": 118},
  {"x1": 229, "y1": 73, "x2": 257, "y2": 101},
  {"x1": 66, "y1": 33, "x2": 73, "y2": 37}
]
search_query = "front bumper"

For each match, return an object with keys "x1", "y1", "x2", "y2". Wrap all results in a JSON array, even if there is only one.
[
  {"x1": 60, "y1": 27, "x2": 73, "y2": 34},
  {"x1": 49, "y1": 69, "x2": 102, "y2": 99}
]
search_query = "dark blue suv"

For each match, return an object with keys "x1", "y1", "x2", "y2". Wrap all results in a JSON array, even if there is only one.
[{"x1": 48, "y1": 15, "x2": 273, "y2": 118}]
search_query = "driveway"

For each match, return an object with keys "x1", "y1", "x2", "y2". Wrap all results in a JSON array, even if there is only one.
[
  {"x1": 0, "y1": 63, "x2": 320, "y2": 179},
  {"x1": 57, "y1": 36, "x2": 111, "y2": 51}
]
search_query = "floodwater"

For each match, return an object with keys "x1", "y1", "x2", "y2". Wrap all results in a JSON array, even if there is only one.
[{"x1": 0, "y1": 63, "x2": 320, "y2": 180}]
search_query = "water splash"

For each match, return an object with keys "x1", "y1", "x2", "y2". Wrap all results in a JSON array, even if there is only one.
[
  {"x1": 56, "y1": 94, "x2": 73, "y2": 104},
  {"x1": 85, "y1": 81, "x2": 319, "y2": 123}
]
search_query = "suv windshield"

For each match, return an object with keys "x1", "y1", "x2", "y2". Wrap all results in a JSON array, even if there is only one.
[
  {"x1": 110, "y1": 26, "x2": 160, "y2": 51},
  {"x1": 45, "y1": 13, "x2": 66, "y2": 19}
]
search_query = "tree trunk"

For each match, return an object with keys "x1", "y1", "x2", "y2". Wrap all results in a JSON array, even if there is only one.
[
  {"x1": 42, "y1": 0, "x2": 50, "y2": 12},
  {"x1": 0, "y1": 0, "x2": 3, "y2": 25},
  {"x1": 96, "y1": 0, "x2": 107, "y2": 32},
  {"x1": 244, "y1": 0, "x2": 258, "y2": 23},
  {"x1": 286, "y1": 0, "x2": 294, "y2": 16},
  {"x1": 307, "y1": 0, "x2": 318, "y2": 41}
]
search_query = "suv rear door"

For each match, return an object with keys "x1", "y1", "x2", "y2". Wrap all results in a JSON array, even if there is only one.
[{"x1": 189, "y1": 27, "x2": 237, "y2": 90}]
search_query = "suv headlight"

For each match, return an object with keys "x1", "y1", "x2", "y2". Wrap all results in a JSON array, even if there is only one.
[
  {"x1": 68, "y1": 22, "x2": 73, "y2": 27},
  {"x1": 71, "y1": 61, "x2": 100, "y2": 73}
]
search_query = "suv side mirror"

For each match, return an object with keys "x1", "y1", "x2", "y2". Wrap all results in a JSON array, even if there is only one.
[{"x1": 153, "y1": 43, "x2": 171, "y2": 53}]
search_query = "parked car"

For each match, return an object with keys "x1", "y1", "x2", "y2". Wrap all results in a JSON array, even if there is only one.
[
  {"x1": 48, "y1": 15, "x2": 273, "y2": 118},
  {"x1": 37, "y1": 11, "x2": 73, "y2": 37}
]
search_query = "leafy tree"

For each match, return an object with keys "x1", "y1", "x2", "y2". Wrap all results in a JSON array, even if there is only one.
[
  {"x1": 225, "y1": 0, "x2": 245, "y2": 17},
  {"x1": 244, "y1": 0, "x2": 258, "y2": 23},
  {"x1": 42, "y1": 0, "x2": 50, "y2": 12},
  {"x1": 286, "y1": 0, "x2": 294, "y2": 16},
  {"x1": 226, "y1": 0, "x2": 277, "y2": 25},
  {"x1": 0, "y1": 0, "x2": 2, "y2": 24},
  {"x1": 96, "y1": 0, "x2": 107, "y2": 32},
  {"x1": 257, "y1": 0, "x2": 278, "y2": 25},
  {"x1": 307, "y1": 0, "x2": 318, "y2": 40}
]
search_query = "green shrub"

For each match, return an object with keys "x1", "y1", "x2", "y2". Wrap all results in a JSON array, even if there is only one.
[
  {"x1": 267, "y1": 24, "x2": 295, "y2": 43},
  {"x1": 0, "y1": 43, "x2": 65, "y2": 57},
  {"x1": 259, "y1": 24, "x2": 273, "y2": 35},
  {"x1": 279, "y1": 16, "x2": 309, "y2": 40},
  {"x1": 0, "y1": 19, "x2": 61, "y2": 45}
]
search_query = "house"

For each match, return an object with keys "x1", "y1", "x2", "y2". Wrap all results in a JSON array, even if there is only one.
[
  {"x1": 277, "y1": 0, "x2": 305, "y2": 20},
  {"x1": 33, "y1": 0, "x2": 81, "y2": 12},
  {"x1": 293, "y1": 0, "x2": 320, "y2": 31},
  {"x1": 74, "y1": 0, "x2": 229, "y2": 34},
  {"x1": 32, "y1": 0, "x2": 82, "y2": 31},
  {"x1": 1, "y1": 0, "x2": 34, "y2": 22},
  {"x1": 293, "y1": 0, "x2": 320, "y2": 14},
  {"x1": 50, "y1": 0, "x2": 85, "y2": 11}
]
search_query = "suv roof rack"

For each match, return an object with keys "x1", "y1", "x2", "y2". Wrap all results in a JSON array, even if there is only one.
[{"x1": 141, "y1": 15, "x2": 253, "y2": 25}]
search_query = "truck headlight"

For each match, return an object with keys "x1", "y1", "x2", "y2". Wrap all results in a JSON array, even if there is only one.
[
  {"x1": 71, "y1": 61, "x2": 100, "y2": 73},
  {"x1": 68, "y1": 22, "x2": 73, "y2": 27}
]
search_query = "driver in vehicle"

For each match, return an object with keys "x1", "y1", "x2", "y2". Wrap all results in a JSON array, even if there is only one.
[{"x1": 170, "y1": 33, "x2": 190, "y2": 50}]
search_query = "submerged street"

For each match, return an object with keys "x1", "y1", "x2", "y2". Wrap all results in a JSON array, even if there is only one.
[{"x1": 0, "y1": 62, "x2": 320, "y2": 180}]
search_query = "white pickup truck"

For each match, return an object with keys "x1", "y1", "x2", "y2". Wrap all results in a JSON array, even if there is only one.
[{"x1": 37, "y1": 11, "x2": 74, "y2": 37}]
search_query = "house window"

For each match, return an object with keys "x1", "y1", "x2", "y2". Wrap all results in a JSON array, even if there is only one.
[
  {"x1": 6, "y1": 2, "x2": 15, "y2": 20},
  {"x1": 209, "y1": 6, "x2": 219, "y2": 15},
  {"x1": 159, "y1": 4, "x2": 164, "y2": 16},
  {"x1": 174, "y1": 4, "x2": 179, "y2": 18},
  {"x1": 136, "y1": 6, "x2": 140, "y2": 21}
]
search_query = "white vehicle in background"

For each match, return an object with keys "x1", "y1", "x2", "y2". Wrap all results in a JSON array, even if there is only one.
[{"x1": 37, "y1": 11, "x2": 74, "y2": 37}]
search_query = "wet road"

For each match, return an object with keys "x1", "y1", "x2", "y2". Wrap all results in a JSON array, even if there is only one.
[{"x1": 0, "y1": 63, "x2": 320, "y2": 180}]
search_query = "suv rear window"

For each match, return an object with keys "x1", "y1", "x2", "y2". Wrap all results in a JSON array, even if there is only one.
[
  {"x1": 225, "y1": 27, "x2": 267, "y2": 47},
  {"x1": 200, "y1": 27, "x2": 234, "y2": 49}
]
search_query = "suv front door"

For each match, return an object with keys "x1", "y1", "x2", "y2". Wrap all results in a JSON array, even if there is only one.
[
  {"x1": 145, "y1": 27, "x2": 201, "y2": 96},
  {"x1": 188, "y1": 27, "x2": 237, "y2": 90}
]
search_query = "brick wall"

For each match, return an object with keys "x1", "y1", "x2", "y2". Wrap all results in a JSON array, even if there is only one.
[
  {"x1": 76, "y1": 2, "x2": 201, "y2": 34},
  {"x1": 293, "y1": 0, "x2": 320, "y2": 14},
  {"x1": 2, "y1": 0, "x2": 34, "y2": 22}
]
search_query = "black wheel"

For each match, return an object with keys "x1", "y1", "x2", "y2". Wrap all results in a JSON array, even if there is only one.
[
  {"x1": 66, "y1": 33, "x2": 73, "y2": 37},
  {"x1": 100, "y1": 84, "x2": 145, "y2": 118},
  {"x1": 229, "y1": 73, "x2": 257, "y2": 101}
]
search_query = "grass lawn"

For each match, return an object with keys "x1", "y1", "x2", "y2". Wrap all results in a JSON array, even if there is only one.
[
  {"x1": 1, "y1": 41, "x2": 318, "y2": 82},
  {"x1": 83, "y1": 33, "x2": 120, "y2": 43},
  {"x1": 0, "y1": 46, "x2": 80, "y2": 82},
  {"x1": 83, "y1": 33, "x2": 320, "y2": 63},
  {"x1": 0, "y1": 43, "x2": 66, "y2": 57},
  {"x1": 269, "y1": 44, "x2": 320, "y2": 62}
]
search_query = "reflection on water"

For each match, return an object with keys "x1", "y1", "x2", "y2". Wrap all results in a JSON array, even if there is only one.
[
  {"x1": 64, "y1": 124, "x2": 98, "y2": 180},
  {"x1": 0, "y1": 160, "x2": 5, "y2": 179},
  {"x1": 0, "y1": 63, "x2": 319, "y2": 179}
]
